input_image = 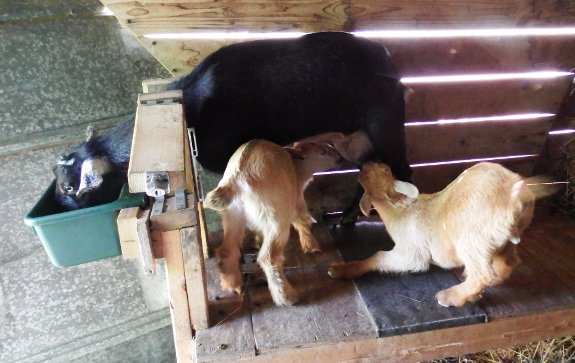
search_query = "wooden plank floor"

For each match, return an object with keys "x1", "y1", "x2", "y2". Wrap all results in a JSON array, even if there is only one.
[{"x1": 194, "y1": 201, "x2": 575, "y2": 362}]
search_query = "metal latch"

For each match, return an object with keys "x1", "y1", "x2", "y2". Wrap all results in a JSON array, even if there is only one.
[
  {"x1": 145, "y1": 172, "x2": 170, "y2": 197},
  {"x1": 187, "y1": 128, "x2": 204, "y2": 201}
]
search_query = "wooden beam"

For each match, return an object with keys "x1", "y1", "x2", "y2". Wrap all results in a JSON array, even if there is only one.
[
  {"x1": 225, "y1": 307, "x2": 575, "y2": 363},
  {"x1": 181, "y1": 227, "x2": 209, "y2": 330},
  {"x1": 151, "y1": 194, "x2": 198, "y2": 232},
  {"x1": 117, "y1": 206, "x2": 142, "y2": 259},
  {"x1": 128, "y1": 90, "x2": 186, "y2": 194},
  {"x1": 162, "y1": 229, "x2": 195, "y2": 363}
]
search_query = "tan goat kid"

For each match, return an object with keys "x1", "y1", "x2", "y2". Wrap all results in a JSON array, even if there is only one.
[
  {"x1": 205, "y1": 139, "x2": 342, "y2": 306},
  {"x1": 329, "y1": 161, "x2": 553, "y2": 307}
]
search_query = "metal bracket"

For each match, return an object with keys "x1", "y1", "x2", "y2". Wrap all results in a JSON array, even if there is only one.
[
  {"x1": 152, "y1": 195, "x2": 165, "y2": 215},
  {"x1": 146, "y1": 172, "x2": 170, "y2": 197},
  {"x1": 187, "y1": 128, "x2": 204, "y2": 201},
  {"x1": 175, "y1": 189, "x2": 186, "y2": 210}
]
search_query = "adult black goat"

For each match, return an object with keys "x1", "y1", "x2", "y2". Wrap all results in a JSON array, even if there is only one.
[{"x1": 53, "y1": 31, "x2": 412, "y2": 218}]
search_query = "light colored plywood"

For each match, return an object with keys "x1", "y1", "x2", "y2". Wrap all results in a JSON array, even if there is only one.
[
  {"x1": 138, "y1": 38, "x2": 239, "y2": 77},
  {"x1": 162, "y1": 229, "x2": 195, "y2": 363},
  {"x1": 101, "y1": 0, "x2": 348, "y2": 35}
]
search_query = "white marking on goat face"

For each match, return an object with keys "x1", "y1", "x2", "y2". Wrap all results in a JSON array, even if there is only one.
[
  {"x1": 77, "y1": 158, "x2": 110, "y2": 197},
  {"x1": 57, "y1": 157, "x2": 75, "y2": 166}
]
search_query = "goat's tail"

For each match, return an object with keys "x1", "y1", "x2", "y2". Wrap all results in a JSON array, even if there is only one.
[
  {"x1": 204, "y1": 185, "x2": 236, "y2": 211},
  {"x1": 523, "y1": 175, "x2": 562, "y2": 200}
]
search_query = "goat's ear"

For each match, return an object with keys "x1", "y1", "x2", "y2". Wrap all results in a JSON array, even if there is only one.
[
  {"x1": 393, "y1": 180, "x2": 419, "y2": 199},
  {"x1": 85, "y1": 124, "x2": 96, "y2": 141},
  {"x1": 359, "y1": 193, "x2": 372, "y2": 216},
  {"x1": 77, "y1": 158, "x2": 109, "y2": 197},
  {"x1": 284, "y1": 147, "x2": 305, "y2": 160}
]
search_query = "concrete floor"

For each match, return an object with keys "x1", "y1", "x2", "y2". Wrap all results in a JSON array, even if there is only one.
[{"x1": 0, "y1": 1, "x2": 180, "y2": 361}]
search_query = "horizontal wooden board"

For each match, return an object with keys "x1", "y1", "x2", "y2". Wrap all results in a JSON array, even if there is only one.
[
  {"x1": 405, "y1": 117, "x2": 553, "y2": 164},
  {"x1": 412, "y1": 158, "x2": 538, "y2": 193},
  {"x1": 405, "y1": 77, "x2": 569, "y2": 122},
  {"x1": 102, "y1": 0, "x2": 575, "y2": 35},
  {"x1": 383, "y1": 36, "x2": 575, "y2": 77},
  {"x1": 137, "y1": 36, "x2": 575, "y2": 78}
]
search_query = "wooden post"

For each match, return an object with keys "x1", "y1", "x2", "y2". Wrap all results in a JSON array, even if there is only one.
[
  {"x1": 127, "y1": 84, "x2": 211, "y2": 363},
  {"x1": 181, "y1": 227, "x2": 209, "y2": 329},
  {"x1": 162, "y1": 229, "x2": 195, "y2": 362}
]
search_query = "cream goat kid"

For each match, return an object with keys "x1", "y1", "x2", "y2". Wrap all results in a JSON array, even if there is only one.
[
  {"x1": 329, "y1": 161, "x2": 553, "y2": 307},
  {"x1": 204, "y1": 139, "x2": 341, "y2": 306}
]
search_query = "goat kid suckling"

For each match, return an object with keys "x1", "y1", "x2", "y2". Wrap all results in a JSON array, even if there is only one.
[
  {"x1": 204, "y1": 139, "x2": 342, "y2": 306},
  {"x1": 329, "y1": 161, "x2": 556, "y2": 307}
]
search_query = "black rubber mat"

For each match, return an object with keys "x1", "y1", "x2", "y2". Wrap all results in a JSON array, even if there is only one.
[{"x1": 329, "y1": 218, "x2": 488, "y2": 337}]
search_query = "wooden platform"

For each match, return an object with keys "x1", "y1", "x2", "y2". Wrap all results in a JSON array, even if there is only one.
[{"x1": 194, "y1": 202, "x2": 575, "y2": 363}]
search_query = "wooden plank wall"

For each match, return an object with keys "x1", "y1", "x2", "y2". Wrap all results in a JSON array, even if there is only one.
[{"x1": 99, "y1": 0, "x2": 575, "y2": 192}]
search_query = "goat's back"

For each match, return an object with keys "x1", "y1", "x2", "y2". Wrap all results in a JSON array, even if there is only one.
[
  {"x1": 430, "y1": 162, "x2": 534, "y2": 246},
  {"x1": 206, "y1": 140, "x2": 299, "y2": 212}
]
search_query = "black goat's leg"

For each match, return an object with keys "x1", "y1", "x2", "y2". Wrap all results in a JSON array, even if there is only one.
[{"x1": 340, "y1": 184, "x2": 365, "y2": 225}]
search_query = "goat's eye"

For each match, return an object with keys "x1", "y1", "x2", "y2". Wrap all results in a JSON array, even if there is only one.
[{"x1": 65, "y1": 186, "x2": 74, "y2": 193}]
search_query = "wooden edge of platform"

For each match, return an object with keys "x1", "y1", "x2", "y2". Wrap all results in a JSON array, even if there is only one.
[{"x1": 225, "y1": 306, "x2": 575, "y2": 363}]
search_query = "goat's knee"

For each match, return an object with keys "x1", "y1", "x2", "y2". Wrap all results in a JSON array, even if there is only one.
[{"x1": 437, "y1": 260, "x2": 494, "y2": 307}]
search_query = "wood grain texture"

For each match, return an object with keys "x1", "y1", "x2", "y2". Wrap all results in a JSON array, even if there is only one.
[
  {"x1": 195, "y1": 258, "x2": 256, "y2": 362},
  {"x1": 162, "y1": 229, "x2": 195, "y2": 363},
  {"x1": 101, "y1": 0, "x2": 575, "y2": 35},
  {"x1": 128, "y1": 91, "x2": 186, "y2": 193},
  {"x1": 405, "y1": 78, "x2": 569, "y2": 122},
  {"x1": 150, "y1": 194, "x2": 198, "y2": 231},
  {"x1": 406, "y1": 117, "x2": 553, "y2": 164},
  {"x1": 246, "y1": 227, "x2": 376, "y2": 354},
  {"x1": 229, "y1": 307, "x2": 575, "y2": 363},
  {"x1": 181, "y1": 227, "x2": 210, "y2": 330}
]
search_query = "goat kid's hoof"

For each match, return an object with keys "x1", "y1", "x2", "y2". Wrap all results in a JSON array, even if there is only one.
[
  {"x1": 219, "y1": 274, "x2": 244, "y2": 295},
  {"x1": 435, "y1": 289, "x2": 468, "y2": 308},
  {"x1": 327, "y1": 263, "x2": 346, "y2": 279}
]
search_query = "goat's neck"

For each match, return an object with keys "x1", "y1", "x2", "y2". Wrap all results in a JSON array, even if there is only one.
[{"x1": 373, "y1": 196, "x2": 415, "y2": 224}]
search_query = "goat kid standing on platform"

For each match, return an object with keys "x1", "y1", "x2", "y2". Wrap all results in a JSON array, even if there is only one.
[
  {"x1": 329, "y1": 162, "x2": 557, "y2": 307},
  {"x1": 205, "y1": 139, "x2": 342, "y2": 306}
]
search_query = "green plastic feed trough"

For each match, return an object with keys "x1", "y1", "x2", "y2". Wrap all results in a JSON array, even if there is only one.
[{"x1": 24, "y1": 181, "x2": 146, "y2": 267}]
